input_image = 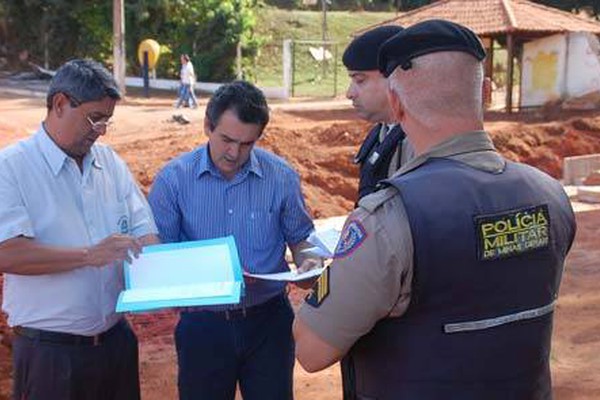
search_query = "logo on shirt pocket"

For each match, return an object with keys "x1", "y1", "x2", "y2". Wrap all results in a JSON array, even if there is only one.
[{"x1": 109, "y1": 201, "x2": 130, "y2": 235}]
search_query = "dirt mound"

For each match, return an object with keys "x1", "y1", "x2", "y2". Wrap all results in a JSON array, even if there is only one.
[
  {"x1": 259, "y1": 120, "x2": 367, "y2": 217},
  {"x1": 489, "y1": 117, "x2": 600, "y2": 178}
]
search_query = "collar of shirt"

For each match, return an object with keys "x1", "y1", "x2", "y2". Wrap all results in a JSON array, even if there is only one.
[
  {"x1": 396, "y1": 130, "x2": 505, "y2": 177},
  {"x1": 36, "y1": 125, "x2": 101, "y2": 176},
  {"x1": 378, "y1": 123, "x2": 399, "y2": 143},
  {"x1": 193, "y1": 145, "x2": 264, "y2": 181}
]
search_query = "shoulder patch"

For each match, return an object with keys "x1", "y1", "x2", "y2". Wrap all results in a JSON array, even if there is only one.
[
  {"x1": 305, "y1": 266, "x2": 330, "y2": 308},
  {"x1": 475, "y1": 204, "x2": 550, "y2": 261},
  {"x1": 333, "y1": 220, "x2": 367, "y2": 259}
]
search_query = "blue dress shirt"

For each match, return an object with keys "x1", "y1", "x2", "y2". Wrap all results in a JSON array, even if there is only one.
[{"x1": 148, "y1": 145, "x2": 314, "y2": 308}]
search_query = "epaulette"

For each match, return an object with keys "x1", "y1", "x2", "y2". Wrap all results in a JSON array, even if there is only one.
[{"x1": 357, "y1": 187, "x2": 398, "y2": 214}]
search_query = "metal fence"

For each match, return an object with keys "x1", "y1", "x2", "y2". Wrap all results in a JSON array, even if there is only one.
[
  {"x1": 290, "y1": 40, "x2": 339, "y2": 98},
  {"x1": 252, "y1": 39, "x2": 343, "y2": 98}
]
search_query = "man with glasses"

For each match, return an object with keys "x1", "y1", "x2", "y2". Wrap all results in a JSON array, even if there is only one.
[{"x1": 0, "y1": 59, "x2": 159, "y2": 400}]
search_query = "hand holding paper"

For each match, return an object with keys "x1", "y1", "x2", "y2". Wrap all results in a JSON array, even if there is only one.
[
  {"x1": 88, "y1": 234, "x2": 143, "y2": 267},
  {"x1": 297, "y1": 257, "x2": 323, "y2": 274}
]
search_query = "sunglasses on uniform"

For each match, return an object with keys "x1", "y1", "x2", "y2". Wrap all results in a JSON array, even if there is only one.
[{"x1": 62, "y1": 92, "x2": 114, "y2": 132}]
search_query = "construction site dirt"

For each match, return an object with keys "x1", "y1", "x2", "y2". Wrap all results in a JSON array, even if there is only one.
[{"x1": 0, "y1": 94, "x2": 599, "y2": 399}]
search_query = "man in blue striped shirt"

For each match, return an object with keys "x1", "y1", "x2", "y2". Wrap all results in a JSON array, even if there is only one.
[{"x1": 148, "y1": 80, "x2": 320, "y2": 400}]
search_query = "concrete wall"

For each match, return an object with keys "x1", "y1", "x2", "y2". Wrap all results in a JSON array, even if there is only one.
[
  {"x1": 124, "y1": 77, "x2": 288, "y2": 99},
  {"x1": 563, "y1": 153, "x2": 600, "y2": 185}
]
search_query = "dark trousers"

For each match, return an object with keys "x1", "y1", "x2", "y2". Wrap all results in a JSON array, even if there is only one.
[
  {"x1": 12, "y1": 320, "x2": 140, "y2": 400},
  {"x1": 176, "y1": 294, "x2": 295, "y2": 400}
]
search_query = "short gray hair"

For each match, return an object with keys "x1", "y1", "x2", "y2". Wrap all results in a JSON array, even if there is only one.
[{"x1": 46, "y1": 59, "x2": 121, "y2": 109}]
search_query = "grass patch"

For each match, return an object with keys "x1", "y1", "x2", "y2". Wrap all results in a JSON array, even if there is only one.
[{"x1": 252, "y1": 7, "x2": 397, "y2": 97}]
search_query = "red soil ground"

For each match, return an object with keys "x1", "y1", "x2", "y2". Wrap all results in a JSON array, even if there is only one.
[{"x1": 1, "y1": 94, "x2": 600, "y2": 399}]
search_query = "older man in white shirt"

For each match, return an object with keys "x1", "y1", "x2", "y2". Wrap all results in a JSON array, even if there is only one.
[{"x1": 0, "y1": 59, "x2": 159, "y2": 400}]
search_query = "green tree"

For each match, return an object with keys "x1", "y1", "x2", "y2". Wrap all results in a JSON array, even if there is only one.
[
  {"x1": 137, "y1": 0, "x2": 261, "y2": 81},
  {"x1": 3, "y1": 0, "x2": 112, "y2": 69},
  {"x1": 3, "y1": 0, "x2": 262, "y2": 82}
]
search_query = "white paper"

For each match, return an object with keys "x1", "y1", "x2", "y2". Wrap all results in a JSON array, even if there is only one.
[
  {"x1": 301, "y1": 246, "x2": 333, "y2": 258},
  {"x1": 245, "y1": 267, "x2": 324, "y2": 282},
  {"x1": 127, "y1": 243, "x2": 234, "y2": 289},
  {"x1": 120, "y1": 282, "x2": 235, "y2": 304},
  {"x1": 303, "y1": 228, "x2": 342, "y2": 258}
]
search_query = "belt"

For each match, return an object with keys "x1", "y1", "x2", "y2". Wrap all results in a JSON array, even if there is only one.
[
  {"x1": 13, "y1": 319, "x2": 126, "y2": 346},
  {"x1": 183, "y1": 294, "x2": 286, "y2": 321}
]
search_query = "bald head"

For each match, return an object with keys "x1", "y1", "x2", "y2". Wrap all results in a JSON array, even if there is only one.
[
  {"x1": 376, "y1": 20, "x2": 487, "y2": 153},
  {"x1": 389, "y1": 51, "x2": 484, "y2": 122}
]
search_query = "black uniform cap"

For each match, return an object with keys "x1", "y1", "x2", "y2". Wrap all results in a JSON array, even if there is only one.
[
  {"x1": 378, "y1": 19, "x2": 486, "y2": 78},
  {"x1": 343, "y1": 25, "x2": 404, "y2": 71}
]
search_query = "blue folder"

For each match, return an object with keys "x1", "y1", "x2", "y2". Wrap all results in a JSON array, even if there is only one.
[{"x1": 116, "y1": 236, "x2": 244, "y2": 312}]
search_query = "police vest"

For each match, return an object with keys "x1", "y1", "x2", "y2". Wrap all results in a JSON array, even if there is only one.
[
  {"x1": 355, "y1": 124, "x2": 405, "y2": 201},
  {"x1": 344, "y1": 158, "x2": 576, "y2": 400}
]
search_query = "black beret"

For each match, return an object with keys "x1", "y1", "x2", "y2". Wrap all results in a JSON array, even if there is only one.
[
  {"x1": 343, "y1": 25, "x2": 404, "y2": 71},
  {"x1": 378, "y1": 19, "x2": 486, "y2": 77}
]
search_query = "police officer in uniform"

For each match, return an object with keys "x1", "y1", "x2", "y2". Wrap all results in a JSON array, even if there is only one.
[
  {"x1": 341, "y1": 25, "x2": 415, "y2": 398},
  {"x1": 293, "y1": 20, "x2": 577, "y2": 400},
  {"x1": 343, "y1": 25, "x2": 413, "y2": 202}
]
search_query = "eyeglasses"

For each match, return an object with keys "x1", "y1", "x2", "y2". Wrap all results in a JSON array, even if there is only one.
[
  {"x1": 86, "y1": 116, "x2": 113, "y2": 132},
  {"x1": 58, "y1": 92, "x2": 113, "y2": 132}
]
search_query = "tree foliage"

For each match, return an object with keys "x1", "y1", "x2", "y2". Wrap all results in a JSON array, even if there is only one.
[
  {"x1": 2, "y1": 0, "x2": 261, "y2": 81},
  {"x1": 263, "y1": 0, "x2": 431, "y2": 11},
  {"x1": 127, "y1": 0, "x2": 262, "y2": 81},
  {"x1": 2, "y1": 1, "x2": 113, "y2": 69}
]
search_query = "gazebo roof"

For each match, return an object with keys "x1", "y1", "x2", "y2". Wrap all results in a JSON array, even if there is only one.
[{"x1": 357, "y1": 0, "x2": 600, "y2": 37}]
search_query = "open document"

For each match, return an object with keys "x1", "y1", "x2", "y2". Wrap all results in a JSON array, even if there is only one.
[{"x1": 116, "y1": 236, "x2": 244, "y2": 312}]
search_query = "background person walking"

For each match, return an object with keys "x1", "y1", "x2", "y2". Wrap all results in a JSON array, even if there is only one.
[{"x1": 175, "y1": 54, "x2": 198, "y2": 109}]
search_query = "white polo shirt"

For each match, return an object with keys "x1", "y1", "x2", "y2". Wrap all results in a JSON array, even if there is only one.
[{"x1": 0, "y1": 126, "x2": 157, "y2": 335}]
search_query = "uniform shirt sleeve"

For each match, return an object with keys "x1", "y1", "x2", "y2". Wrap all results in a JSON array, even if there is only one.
[
  {"x1": 0, "y1": 156, "x2": 35, "y2": 243},
  {"x1": 281, "y1": 169, "x2": 314, "y2": 245},
  {"x1": 298, "y1": 191, "x2": 414, "y2": 353},
  {"x1": 147, "y1": 169, "x2": 181, "y2": 243}
]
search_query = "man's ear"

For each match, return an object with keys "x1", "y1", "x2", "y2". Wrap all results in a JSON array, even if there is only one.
[
  {"x1": 52, "y1": 93, "x2": 69, "y2": 118},
  {"x1": 203, "y1": 117, "x2": 211, "y2": 137},
  {"x1": 387, "y1": 88, "x2": 404, "y2": 123}
]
